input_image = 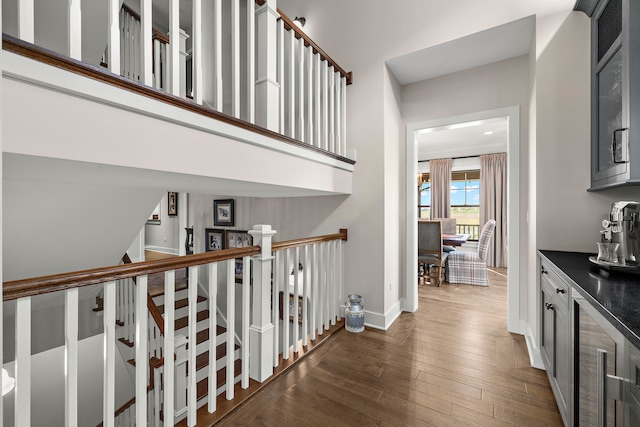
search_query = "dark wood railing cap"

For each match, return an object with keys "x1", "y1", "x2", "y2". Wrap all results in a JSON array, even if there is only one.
[{"x1": 3, "y1": 230, "x2": 348, "y2": 301}]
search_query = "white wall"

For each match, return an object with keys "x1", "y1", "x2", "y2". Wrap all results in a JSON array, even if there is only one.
[
  {"x1": 145, "y1": 192, "x2": 181, "y2": 254},
  {"x1": 2, "y1": 333, "x2": 134, "y2": 427}
]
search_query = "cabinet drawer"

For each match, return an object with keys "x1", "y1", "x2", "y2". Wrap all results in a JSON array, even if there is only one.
[{"x1": 540, "y1": 260, "x2": 570, "y2": 307}]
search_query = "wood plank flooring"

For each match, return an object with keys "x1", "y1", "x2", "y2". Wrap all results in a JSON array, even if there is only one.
[{"x1": 217, "y1": 268, "x2": 563, "y2": 426}]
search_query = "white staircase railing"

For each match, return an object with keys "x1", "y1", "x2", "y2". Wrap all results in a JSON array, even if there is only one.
[
  {"x1": 2, "y1": 226, "x2": 347, "y2": 426},
  {"x1": 2, "y1": 0, "x2": 352, "y2": 159}
]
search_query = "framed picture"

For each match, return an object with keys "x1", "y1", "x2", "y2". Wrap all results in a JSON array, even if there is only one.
[
  {"x1": 226, "y1": 230, "x2": 253, "y2": 249},
  {"x1": 168, "y1": 192, "x2": 178, "y2": 216},
  {"x1": 205, "y1": 228, "x2": 225, "y2": 252},
  {"x1": 214, "y1": 199, "x2": 235, "y2": 226},
  {"x1": 235, "y1": 259, "x2": 244, "y2": 283}
]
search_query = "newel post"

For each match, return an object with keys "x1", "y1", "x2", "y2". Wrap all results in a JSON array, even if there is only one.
[
  {"x1": 248, "y1": 224, "x2": 277, "y2": 381},
  {"x1": 255, "y1": 0, "x2": 280, "y2": 131}
]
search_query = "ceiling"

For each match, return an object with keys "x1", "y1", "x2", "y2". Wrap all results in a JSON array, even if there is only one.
[
  {"x1": 386, "y1": 15, "x2": 535, "y2": 85},
  {"x1": 417, "y1": 117, "x2": 509, "y2": 162}
]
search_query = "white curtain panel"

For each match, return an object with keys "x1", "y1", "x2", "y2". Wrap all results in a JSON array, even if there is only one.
[
  {"x1": 480, "y1": 153, "x2": 507, "y2": 268},
  {"x1": 430, "y1": 158, "x2": 451, "y2": 220}
]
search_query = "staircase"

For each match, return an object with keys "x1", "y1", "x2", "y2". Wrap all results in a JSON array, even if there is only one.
[{"x1": 102, "y1": 267, "x2": 243, "y2": 425}]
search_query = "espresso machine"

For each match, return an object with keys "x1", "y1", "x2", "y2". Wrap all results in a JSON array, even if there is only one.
[{"x1": 596, "y1": 201, "x2": 640, "y2": 269}]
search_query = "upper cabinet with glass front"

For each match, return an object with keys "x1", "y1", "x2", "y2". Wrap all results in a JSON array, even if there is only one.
[{"x1": 578, "y1": 0, "x2": 640, "y2": 190}]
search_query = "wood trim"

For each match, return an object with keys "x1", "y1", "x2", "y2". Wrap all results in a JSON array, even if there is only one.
[
  {"x1": 277, "y1": 10, "x2": 353, "y2": 85},
  {"x1": 122, "y1": 254, "x2": 165, "y2": 335},
  {"x1": 1, "y1": 34, "x2": 356, "y2": 166},
  {"x1": 3, "y1": 246, "x2": 261, "y2": 301},
  {"x1": 272, "y1": 229, "x2": 348, "y2": 252}
]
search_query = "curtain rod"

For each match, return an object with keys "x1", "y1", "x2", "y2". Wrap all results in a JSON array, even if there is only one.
[{"x1": 418, "y1": 154, "x2": 480, "y2": 163}]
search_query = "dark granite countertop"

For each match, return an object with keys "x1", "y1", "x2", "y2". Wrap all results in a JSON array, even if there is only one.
[{"x1": 539, "y1": 250, "x2": 640, "y2": 349}]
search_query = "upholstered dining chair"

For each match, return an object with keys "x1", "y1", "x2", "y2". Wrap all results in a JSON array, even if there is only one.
[
  {"x1": 445, "y1": 219, "x2": 496, "y2": 286},
  {"x1": 433, "y1": 217, "x2": 457, "y2": 253},
  {"x1": 418, "y1": 220, "x2": 448, "y2": 286}
]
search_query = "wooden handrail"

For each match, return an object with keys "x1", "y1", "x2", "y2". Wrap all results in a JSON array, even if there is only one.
[
  {"x1": 3, "y1": 246, "x2": 261, "y2": 301},
  {"x1": 277, "y1": 9, "x2": 353, "y2": 85},
  {"x1": 2, "y1": 35, "x2": 356, "y2": 166},
  {"x1": 272, "y1": 229, "x2": 348, "y2": 252}
]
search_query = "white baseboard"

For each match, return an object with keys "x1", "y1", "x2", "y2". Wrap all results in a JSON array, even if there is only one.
[
  {"x1": 524, "y1": 325, "x2": 545, "y2": 370},
  {"x1": 145, "y1": 246, "x2": 179, "y2": 256},
  {"x1": 364, "y1": 300, "x2": 403, "y2": 331}
]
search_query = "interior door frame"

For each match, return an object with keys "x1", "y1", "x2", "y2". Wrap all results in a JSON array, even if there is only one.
[{"x1": 404, "y1": 106, "x2": 523, "y2": 335}]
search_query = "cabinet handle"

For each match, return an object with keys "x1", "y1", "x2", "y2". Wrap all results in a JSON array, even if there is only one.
[
  {"x1": 597, "y1": 348, "x2": 625, "y2": 427},
  {"x1": 555, "y1": 288, "x2": 566, "y2": 294},
  {"x1": 540, "y1": 266, "x2": 548, "y2": 274},
  {"x1": 545, "y1": 302, "x2": 554, "y2": 311},
  {"x1": 612, "y1": 127, "x2": 629, "y2": 164}
]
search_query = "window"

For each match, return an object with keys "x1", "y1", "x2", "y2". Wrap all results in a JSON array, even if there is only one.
[
  {"x1": 418, "y1": 173, "x2": 430, "y2": 219},
  {"x1": 450, "y1": 170, "x2": 480, "y2": 240}
]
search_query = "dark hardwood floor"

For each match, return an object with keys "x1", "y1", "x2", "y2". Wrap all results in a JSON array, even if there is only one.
[{"x1": 216, "y1": 268, "x2": 563, "y2": 426}]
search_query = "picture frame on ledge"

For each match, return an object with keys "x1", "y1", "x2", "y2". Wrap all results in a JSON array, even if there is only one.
[
  {"x1": 226, "y1": 230, "x2": 253, "y2": 249},
  {"x1": 214, "y1": 199, "x2": 235, "y2": 226},
  {"x1": 205, "y1": 228, "x2": 225, "y2": 252},
  {"x1": 168, "y1": 192, "x2": 178, "y2": 216}
]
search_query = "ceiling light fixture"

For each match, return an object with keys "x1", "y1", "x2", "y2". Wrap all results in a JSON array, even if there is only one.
[{"x1": 293, "y1": 16, "x2": 306, "y2": 28}]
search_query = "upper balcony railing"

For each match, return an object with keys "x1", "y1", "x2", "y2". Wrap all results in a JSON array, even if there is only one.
[{"x1": 2, "y1": 0, "x2": 353, "y2": 163}]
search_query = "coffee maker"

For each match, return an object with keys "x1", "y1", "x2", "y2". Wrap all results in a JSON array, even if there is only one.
[{"x1": 600, "y1": 201, "x2": 639, "y2": 267}]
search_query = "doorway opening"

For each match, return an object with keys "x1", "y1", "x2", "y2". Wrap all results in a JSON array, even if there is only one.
[{"x1": 404, "y1": 106, "x2": 523, "y2": 335}]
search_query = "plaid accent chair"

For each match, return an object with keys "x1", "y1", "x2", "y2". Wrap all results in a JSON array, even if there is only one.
[{"x1": 445, "y1": 219, "x2": 496, "y2": 286}]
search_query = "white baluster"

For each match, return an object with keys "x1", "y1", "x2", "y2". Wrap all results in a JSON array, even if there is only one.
[
  {"x1": 246, "y1": 0, "x2": 255, "y2": 123},
  {"x1": 328, "y1": 66, "x2": 336, "y2": 153},
  {"x1": 15, "y1": 297, "x2": 31, "y2": 426},
  {"x1": 188, "y1": 265, "x2": 198, "y2": 423},
  {"x1": 341, "y1": 77, "x2": 347, "y2": 155},
  {"x1": 314, "y1": 53, "x2": 322, "y2": 149},
  {"x1": 104, "y1": 280, "x2": 116, "y2": 427},
  {"x1": 135, "y1": 275, "x2": 148, "y2": 426},
  {"x1": 335, "y1": 71, "x2": 342, "y2": 155},
  {"x1": 226, "y1": 259, "x2": 235, "y2": 399},
  {"x1": 65, "y1": 288, "x2": 79, "y2": 427},
  {"x1": 303, "y1": 245, "x2": 310, "y2": 346},
  {"x1": 18, "y1": 0, "x2": 34, "y2": 43},
  {"x1": 321, "y1": 62, "x2": 329, "y2": 152},
  {"x1": 337, "y1": 240, "x2": 344, "y2": 321},
  {"x1": 272, "y1": 251, "x2": 280, "y2": 368},
  {"x1": 241, "y1": 256, "x2": 250, "y2": 388},
  {"x1": 282, "y1": 248, "x2": 290, "y2": 358},
  {"x1": 287, "y1": 29, "x2": 296, "y2": 138},
  {"x1": 175, "y1": 336, "x2": 188, "y2": 422},
  {"x1": 129, "y1": 278, "x2": 135, "y2": 342},
  {"x1": 108, "y1": 0, "x2": 120, "y2": 74},
  {"x1": 292, "y1": 247, "x2": 300, "y2": 351},
  {"x1": 153, "y1": 39, "x2": 162, "y2": 89},
  {"x1": 207, "y1": 262, "x2": 218, "y2": 413},
  {"x1": 68, "y1": 0, "x2": 81, "y2": 60},
  {"x1": 192, "y1": 0, "x2": 203, "y2": 103},
  {"x1": 306, "y1": 47, "x2": 314, "y2": 146},
  {"x1": 153, "y1": 366, "x2": 161, "y2": 426},
  {"x1": 141, "y1": 0, "x2": 153, "y2": 85},
  {"x1": 163, "y1": 270, "x2": 175, "y2": 427},
  {"x1": 169, "y1": 0, "x2": 180, "y2": 96},
  {"x1": 214, "y1": 0, "x2": 223, "y2": 111},
  {"x1": 231, "y1": 0, "x2": 240, "y2": 118},
  {"x1": 311, "y1": 243, "x2": 318, "y2": 341},
  {"x1": 331, "y1": 241, "x2": 337, "y2": 325},
  {"x1": 297, "y1": 37, "x2": 305, "y2": 142}
]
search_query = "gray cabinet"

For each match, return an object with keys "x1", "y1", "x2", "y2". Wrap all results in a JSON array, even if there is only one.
[
  {"x1": 625, "y1": 344, "x2": 640, "y2": 426},
  {"x1": 588, "y1": 0, "x2": 640, "y2": 190},
  {"x1": 540, "y1": 261, "x2": 571, "y2": 426},
  {"x1": 573, "y1": 291, "x2": 625, "y2": 426}
]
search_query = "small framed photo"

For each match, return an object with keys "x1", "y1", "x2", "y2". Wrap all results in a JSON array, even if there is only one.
[
  {"x1": 226, "y1": 230, "x2": 253, "y2": 249},
  {"x1": 214, "y1": 199, "x2": 235, "y2": 227},
  {"x1": 168, "y1": 192, "x2": 178, "y2": 216},
  {"x1": 235, "y1": 259, "x2": 244, "y2": 283},
  {"x1": 205, "y1": 228, "x2": 225, "y2": 252}
]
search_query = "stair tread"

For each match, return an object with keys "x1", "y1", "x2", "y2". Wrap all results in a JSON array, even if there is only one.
[
  {"x1": 195, "y1": 358, "x2": 243, "y2": 401},
  {"x1": 175, "y1": 309, "x2": 209, "y2": 330},
  {"x1": 157, "y1": 295, "x2": 207, "y2": 314}
]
